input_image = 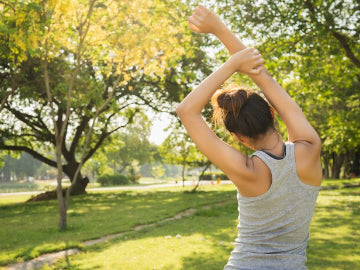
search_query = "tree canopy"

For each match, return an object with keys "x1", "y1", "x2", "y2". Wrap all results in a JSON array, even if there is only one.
[{"x1": 0, "y1": 0, "x2": 203, "y2": 194}]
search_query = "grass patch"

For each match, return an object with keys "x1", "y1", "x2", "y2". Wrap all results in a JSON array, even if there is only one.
[
  {"x1": 0, "y1": 184, "x2": 236, "y2": 266},
  {"x1": 51, "y1": 203, "x2": 238, "y2": 270},
  {"x1": 2, "y1": 179, "x2": 359, "y2": 269},
  {"x1": 320, "y1": 178, "x2": 360, "y2": 189},
  {"x1": 50, "y1": 185, "x2": 360, "y2": 269},
  {"x1": 307, "y1": 187, "x2": 360, "y2": 269}
]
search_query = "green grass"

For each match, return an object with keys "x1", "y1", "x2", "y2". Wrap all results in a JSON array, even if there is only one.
[
  {"x1": 0, "y1": 184, "x2": 236, "y2": 266},
  {"x1": 49, "y1": 184, "x2": 360, "y2": 270},
  {"x1": 307, "y1": 187, "x2": 360, "y2": 269},
  {"x1": 1, "y1": 179, "x2": 359, "y2": 269},
  {"x1": 320, "y1": 178, "x2": 360, "y2": 189},
  {"x1": 51, "y1": 203, "x2": 238, "y2": 270}
]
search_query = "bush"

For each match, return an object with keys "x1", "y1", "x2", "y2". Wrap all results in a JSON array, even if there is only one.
[
  {"x1": 128, "y1": 173, "x2": 141, "y2": 183},
  {"x1": 199, "y1": 172, "x2": 228, "y2": 181},
  {"x1": 97, "y1": 174, "x2": 131, "y2": 186}
]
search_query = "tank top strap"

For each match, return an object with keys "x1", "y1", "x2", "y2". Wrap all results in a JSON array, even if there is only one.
[
  {"x1": 251, "y1": 142, "x2": 296, "y2": 177},
  {"x1": 284, "y1": 141, "x2": 297, "y2": 173}
]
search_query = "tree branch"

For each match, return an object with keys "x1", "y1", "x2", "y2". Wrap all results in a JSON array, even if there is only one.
[
  {"x1": 69, "y1": 115, "x2": 90, "y2": 156},
  {"x1": 305, "y1": 0, "x2": 360, "y2": 69},
  {"x1": 4, "y1": 106, "x2": 54, "y2": 142},
  {"x1": 1, "y1": 144, "x2": 57, "y2": 167},
  {"x1": 330, "y1": 31, "x2": 360, "y2": 68},
  {"x1": 0, "y1": 92, "x2": 11, "y2": 113},
  {"x1": 83, "y1": 110, "x2": 137, "y2": 162}
]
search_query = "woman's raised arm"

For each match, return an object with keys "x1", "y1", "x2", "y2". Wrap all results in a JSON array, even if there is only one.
[
  {"x1": 188, "y1": 5, "x2": 322, "y2": 186},
  {"x1": 176, "y1": 49, "x2": 264, "y2": 187}
]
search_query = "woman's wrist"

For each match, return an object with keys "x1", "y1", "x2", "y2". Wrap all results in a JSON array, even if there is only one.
[
  {"x1": 225, "y1": 54, "x2": 241, "y2": 74},
  {"x1": 213, "y1": 24, "x2": 230, "y2": 38},
  {"x1": 212, "y1": 22, "x2": 228, "y2": 37}
]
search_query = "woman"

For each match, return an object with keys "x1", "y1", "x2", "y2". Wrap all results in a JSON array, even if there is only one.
[{"x1": 176, "y1": 5, "x2": 322, "y2": 270}]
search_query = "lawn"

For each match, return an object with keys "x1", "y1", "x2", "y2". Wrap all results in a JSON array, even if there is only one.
[
  {"x1": 48, "y1": 183, "x2": 360, "y2": 270},
  {"x1": 1, "y1": 180, "x2": 359, "y2": 269},
  {"x1": 0, "y1": 184, "x2": 236, "y2": 266}
]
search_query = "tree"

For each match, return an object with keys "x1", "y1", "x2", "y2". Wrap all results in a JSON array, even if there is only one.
[
  {"x1": 0, "y1": 0, "x2": 199, "y2": 230},
  {"x1": 215, "y1": 0, "x2": 360, "y2": 178},
  {"x1": 0, "y1": 0, "x2": 192, "y2": 195},
  {"x1": 84, "y1": 111, "x2": 156, "y2": 179},
  {"x1": 159, "y1": 125, "x2": 209, "y2": 187}
]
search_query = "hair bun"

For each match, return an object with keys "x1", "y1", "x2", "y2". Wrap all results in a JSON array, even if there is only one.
[
  {"x1": 215, "y1": 89, "x2": 249, "y2": 117},
  {"x1": 211, "y1": 87, "x2": 275, "y2": 138}
]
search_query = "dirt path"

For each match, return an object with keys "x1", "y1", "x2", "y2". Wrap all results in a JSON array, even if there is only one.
[
  {"x1": 3, "y1": 199, "x2": 235, "y2": 270},
  {"x1": 0, "y1": 181, "x2": 232, "y2": 197}
]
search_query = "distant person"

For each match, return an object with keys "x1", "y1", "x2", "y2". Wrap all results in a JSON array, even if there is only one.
[{"x1": 176, "y1": 5, "x2": 322, "y2": 270}]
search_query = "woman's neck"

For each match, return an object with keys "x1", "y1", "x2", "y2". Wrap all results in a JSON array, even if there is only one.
[{"x1": 255, "y1": 130, "x2": 284, "y2": 156}]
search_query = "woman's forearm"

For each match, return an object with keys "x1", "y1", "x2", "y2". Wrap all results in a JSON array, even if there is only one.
[{"x1": 215, "y1": 26, "x2": 247, "y2": 55}]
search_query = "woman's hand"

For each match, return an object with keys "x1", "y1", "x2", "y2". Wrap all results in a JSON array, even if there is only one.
[
  {"x1": 228, "y1": 48, "x2": 265, "y2": 75},
  {"x1": 188, "y1": 5, "x2": 226, "y2": 35}
]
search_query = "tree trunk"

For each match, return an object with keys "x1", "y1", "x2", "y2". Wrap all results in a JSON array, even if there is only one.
[
  {"x1": 181, "y1": 162, "x2": 186, "y2": 188},
  {"x1": 27, "y1": 163, "x2": 88, "y2": 202},
  {"x1": 322, "y1": 151, "x2": 330, "y2": 179},
  {"x1": 331, "y1": 152, "x2": 345, "y2": 179},
  {"x1": 351, "y1": 147, "x2": 360, "y2": 177},
  {"x1": 55, "y1": 140, "x2": 67, "y2": 231},
  {"x1": 70, "y1": 175, "x2": 89, "y2": 195},
  {"x1": 191, "y1": 161, "x2": 211, "y2": 193},
  {"x1": 63, "y1": 163, "x2": 89, "y2": 195}
]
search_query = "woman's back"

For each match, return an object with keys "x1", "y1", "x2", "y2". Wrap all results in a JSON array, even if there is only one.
[{"x1": 224, "y1": 142, "x2": 320, "y2": 270}]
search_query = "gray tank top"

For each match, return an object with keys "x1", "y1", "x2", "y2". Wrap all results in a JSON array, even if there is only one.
[{"x1": 224, "y1": 142, "x2": 321, "y2": 270}]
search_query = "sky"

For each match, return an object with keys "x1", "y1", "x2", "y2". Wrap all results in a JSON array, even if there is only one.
[{"x1": 148, "y1": 112, "x2": 173, "y2": 146}]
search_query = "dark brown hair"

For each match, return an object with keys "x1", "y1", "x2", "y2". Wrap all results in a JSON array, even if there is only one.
[{"x1": 211, "y1": 88, "x2": 275, "y2": 139}]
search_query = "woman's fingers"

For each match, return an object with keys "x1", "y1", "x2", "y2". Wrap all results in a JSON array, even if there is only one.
[
  {"x1": 256, "y1": 57, "x2": 265, "y2": 65},
  {"x1": 188, "y1": 16, "x2": 200, "y2": 27},
  {"x1": 188, "y1": 21, "x2": 201, "y2": 32},
  {"x1": 192, "y1": 13, "x2": 203, "y2": 22}
]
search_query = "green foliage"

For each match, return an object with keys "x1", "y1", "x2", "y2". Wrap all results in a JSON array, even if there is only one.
[
  {"x1": 97, "y1": 174, "x2": 131, "y2": 186},
  {"x1": 199, "y1": 172, "x2": 228, "y2": 181},
  {"x1": 150, "y1": 164, "x2": 165, "y2": 179},
  {"x1": 0, "y1": 0, "x2": 205, "y2": 189},
  {"x1": 159, "y1": 125, "x2": 209, "y2": 167}
]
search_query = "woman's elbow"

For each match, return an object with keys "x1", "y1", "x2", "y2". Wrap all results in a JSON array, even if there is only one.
[
  {"x1": 175, "y1": 104, "x2": 186, "y2": 119},
  {"x1": 176, "y1": 103, "x2": 194, "y2": 119},
  {"x1": 312, "y1": 133, "x2": 322, "y2": 154}
]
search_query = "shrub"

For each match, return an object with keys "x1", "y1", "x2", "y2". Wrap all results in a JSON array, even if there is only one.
[
  {"x1": 199, "y1": 172, "x2": 228, "y2": 181},
  {"x1": 97, "y1": 174, "x2": 131, "y2": 186},
  {"x1": 128, "y1": 173, "x2": 141, "y2": 183}
]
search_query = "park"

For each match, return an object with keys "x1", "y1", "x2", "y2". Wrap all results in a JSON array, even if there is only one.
[{"x1": 1, "y1": 0, "x2": 360, "y2": 269}]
